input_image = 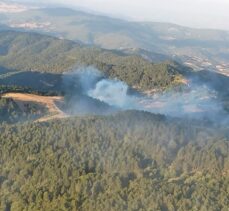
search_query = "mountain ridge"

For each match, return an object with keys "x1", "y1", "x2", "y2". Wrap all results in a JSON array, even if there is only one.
[
  {"x1": 1, "y1": 6, "x2": 229, "y2": 76},
  {"x1": 0, "y1": 30, "x2": 189, "y2": 92}
]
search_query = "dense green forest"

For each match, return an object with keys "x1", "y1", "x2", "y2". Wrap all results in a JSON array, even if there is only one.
[
  {"x1": 0, "y1": 31, "x2": 187, "y2": 91},
  {"x1": 0, "y1": 111, "x2": 228, "y2": 210}
]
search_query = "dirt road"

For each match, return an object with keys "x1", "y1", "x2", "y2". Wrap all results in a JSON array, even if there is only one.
[{"x1": 2, "y1": 93, "x2": 67, "y2": 122}]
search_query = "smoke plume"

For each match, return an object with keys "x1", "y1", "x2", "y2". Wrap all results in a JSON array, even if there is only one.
[
  {"x1": 62, "y1": 67, "x2": 229, "y2": 123},
  {"x1": 88, "y1": 79, "x2": 138, "y2": 109}
]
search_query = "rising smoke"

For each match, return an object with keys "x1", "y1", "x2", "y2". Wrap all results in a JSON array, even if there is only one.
[
  {"x1": 88, "y1": 79, "x2": 138, "y2": 109},
  {"x1": 62, "y1": 67, "x2": 229, "y2": 123}
]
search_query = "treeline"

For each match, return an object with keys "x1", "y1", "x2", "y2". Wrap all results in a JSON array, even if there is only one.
[
  {"x1": 0, "y1": 85, "x2": 37, "y2": 95},
  {"x1": 0, "y1": 111, "x2": 228, "y2": 210},
  {"x1": 0, "y1": 85, "x2": 61, "y2": 96},
  {"x1": 0, "y1": 31, "x2": 188, "y2": 91}
]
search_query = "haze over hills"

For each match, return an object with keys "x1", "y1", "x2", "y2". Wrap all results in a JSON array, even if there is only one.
[{"x1": 0, "y1": 1, "x2": 229, "y2": 76}]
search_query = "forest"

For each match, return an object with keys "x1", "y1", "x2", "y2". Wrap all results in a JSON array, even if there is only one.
[
  {"x1": 0, "y1": 31, "x2": 188, "y2": 91},
  {"x1": 0, "y1": 30, "x2": 229, "y2": 211},
  {"x1": 0, "y1": 111, "x2": 228, "y2": 210}
]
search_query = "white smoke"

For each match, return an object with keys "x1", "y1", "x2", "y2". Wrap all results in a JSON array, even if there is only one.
[
  {"x1": 88, "y1": 79, "x2": 138, "y2": 108},
  {"x1": 78, "y1": 67, "x2": 102, "y2": 93},
  {"x1": 64, "y1": 67, "x2": 228, "y2": 122},
  {"x1": 138, "y1": 84, "x2": 224, "y2": 118}
]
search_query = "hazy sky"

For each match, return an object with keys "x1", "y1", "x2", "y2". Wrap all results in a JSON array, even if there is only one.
[{"x1": 14, "y1": 0, "x2": 229, "y2": 30}]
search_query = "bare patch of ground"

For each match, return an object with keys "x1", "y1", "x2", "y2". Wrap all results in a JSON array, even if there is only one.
[{"x1": 2, "y1": 93, "x2": 67, "y2": 122}]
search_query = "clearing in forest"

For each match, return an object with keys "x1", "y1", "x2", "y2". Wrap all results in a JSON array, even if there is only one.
[{"x1": 2, "y1": 93, "x2": 67, "y2": 122}]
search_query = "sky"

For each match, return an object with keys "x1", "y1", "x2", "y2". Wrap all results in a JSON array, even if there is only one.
[{"x1": 13, "y1": 0, "x2": 229, "y2": 30}]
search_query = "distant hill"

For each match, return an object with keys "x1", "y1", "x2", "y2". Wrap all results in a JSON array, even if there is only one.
[
  {"x1": 0, "y1": 31, "x2": 188, "y2": 92},
  {"x1": 1, "y1": 7, "x2": 229, "y2": 75}
]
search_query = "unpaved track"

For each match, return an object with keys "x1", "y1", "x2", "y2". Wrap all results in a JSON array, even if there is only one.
[{"x1": 2, "y1": 93, "x2": 67, "y2": 122}]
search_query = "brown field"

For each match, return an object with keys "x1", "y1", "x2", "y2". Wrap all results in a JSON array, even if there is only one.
[{"x1": 2, "y1": 93, "x2": 67, "y2": 122}]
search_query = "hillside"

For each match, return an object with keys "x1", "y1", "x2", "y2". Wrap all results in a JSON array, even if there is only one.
[
  {"x1": 1, "y1": 7, "x2": 229, "y2": 75},
  {"x1": 0, "y1": 111, "x2": 228, "y2": 210},
  {"x1": 0, "y1": 31, "x2": 188, "y2": 91}
]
